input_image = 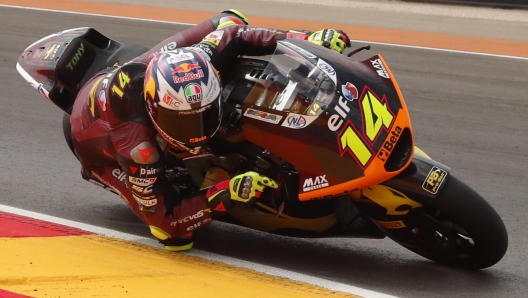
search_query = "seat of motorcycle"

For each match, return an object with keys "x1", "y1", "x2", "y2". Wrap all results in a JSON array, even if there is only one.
[{"x1": 51, "y1": 28, "x2": 148, "y2": 113}]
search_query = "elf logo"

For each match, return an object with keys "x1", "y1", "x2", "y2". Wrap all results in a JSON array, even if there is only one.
[
  {"x1": 111, "y1": 168, "x2": 127, "y2": 184},
  {"x1": 186, "y1": 218, "x2": 212, "y2": 231},
  {"x1": 160, "y1": 41, "x2": 177, "y2": 52},
  {"x1": 303, "y1": 175, "x2": 329, "y2": 192}
]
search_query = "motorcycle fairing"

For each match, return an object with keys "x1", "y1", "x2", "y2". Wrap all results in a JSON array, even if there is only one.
[{"x1": 240, "y1": 40, "x2": 414, "y2": 200}]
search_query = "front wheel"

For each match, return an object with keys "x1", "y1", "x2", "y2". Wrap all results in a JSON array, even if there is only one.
[{"x1": 400, "y1": 176, "x2": 508, "y2": 269}]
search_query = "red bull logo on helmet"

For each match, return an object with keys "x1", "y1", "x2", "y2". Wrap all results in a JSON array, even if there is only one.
[
  {"x1": 172, "y1": 63, "x2": 201, "y2": 74},
  {"x1": 171, "y1": 63, "x2": 205, "y2": 83}
]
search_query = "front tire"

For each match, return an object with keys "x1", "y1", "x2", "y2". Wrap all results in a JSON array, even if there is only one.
[{"x1": 403, "y1": 176, "x2": 508, "y2": 269}]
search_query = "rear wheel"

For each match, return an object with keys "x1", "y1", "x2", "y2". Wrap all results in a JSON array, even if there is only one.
[{"x1": 401, "y1": 176, "x2": 508, "y2": 269}]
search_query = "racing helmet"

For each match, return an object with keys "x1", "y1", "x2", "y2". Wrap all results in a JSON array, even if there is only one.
[{"x1": 144, "y1": 48, "x2": 221, "y2": 149}]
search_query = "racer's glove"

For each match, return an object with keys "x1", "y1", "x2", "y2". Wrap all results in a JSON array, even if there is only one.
[
  {"x1": 308, "y1": 29, "x2": 351, "y2": 53},
  {"x1": 206, "y1": 171, "x2": 278, "y2": 212},
  {"x1": 229, "y1": 171, "x2": 279, "y2": 203}
]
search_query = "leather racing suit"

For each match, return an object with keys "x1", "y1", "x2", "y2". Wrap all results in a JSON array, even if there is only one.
[{"x1": 69, "y1": 10, "x2": 319, "y2": 248}]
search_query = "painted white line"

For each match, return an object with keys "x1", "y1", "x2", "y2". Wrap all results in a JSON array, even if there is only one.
[
  {"x1": 350, "y1": 39, "x2": 528, "y2": 61},
  {"x1": 2, "y1": 4, "x2": 528, "y2": 61},
  {"x1": 0, "y1": 4, "x2": 195, "y2": 25},
  {"x1": 0, "y1": 203, "x2": 399, "y2": 298}
]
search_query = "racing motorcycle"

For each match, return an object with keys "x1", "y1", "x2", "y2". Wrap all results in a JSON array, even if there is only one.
[{"x1": 16, "y1": 27, "x2": 508, "y2": 270}]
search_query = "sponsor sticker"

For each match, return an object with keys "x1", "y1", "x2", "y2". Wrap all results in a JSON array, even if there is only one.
[
  {"x1": 171, "y1": 210, "x2": 205, "y2": 225},
  {"x1": 341, "y1": 82, "x2": 358, "y2": 102},
  {"x1": 173, "y1": 70, "x2": 204, "y2": 84},
  {"x1": 184, "y1": 83, "x2": 203, "y2": 103},
  {"x1": 422, "y1": 166, "x2": 448, "y2": 194},
  {"x1": 98, "y1": 90, "x2": 107, "y2": 111},
  {"x1": 281, "y1": 114, "x2": 317, "y2": 129},
  {"x1": 374, "y1": 220, "x2": 406, "y2": 229},
  {"x1": 131, "y1": 184, "x2": 153, "y2": 195},
  {"x1": 134, "y1": 195, "x2": 158, "y2": 207},
  {"x1": 302, "y1": 175, "x2": 329, "y2": 192},
  {"x1": 243, "y1": 108, "x2": 283, "y2": 124},
  {"x1": 139, "y1": 166, "x2": 161, "y2": 177},
  {"x1": 371, "y1": 58, "x2": 390, "y2": 79},
  {"x1": 203, "y1": 30, "x2": 224, "y2": 46},
  {"x1": 317, "y1": 59, "x2": 337, "y2": 84},
  {"x1": 129, "y1": 177, "x2": 157, "y2": 187},
  {"x1": 172, "y1": 63, "x2": 200, "y2": 74},
  {"x1": 66, "y1": 43, "x2": 85, "y2": 71},
  {"x1": 160, "y1": 41, "x2": 177, "y2": 52},
  {"x1": 165, "y1": 51, "x2": 194, "y2": 64},
  {"x1": 186, "y1": 218, "x2": 213, "y2": 231},
  {"x1": 130, "y1": 142, "x2": 159, "y2": 164},
  {"x1": 111, "y1": 168, "x2": 127, "y2": 185},
  {"x1": 376, "y1": 126, "x2": 402, "y2": 162},
  {"x1": 42, "y1": 43, "x2": 62, "y2": 60}
]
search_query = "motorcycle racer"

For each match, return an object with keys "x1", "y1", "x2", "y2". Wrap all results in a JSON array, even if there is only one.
[{"x1": 68, "y1": 9, "x2": 351, "y2": 251}]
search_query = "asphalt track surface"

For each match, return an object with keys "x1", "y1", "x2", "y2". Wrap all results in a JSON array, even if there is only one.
[{"x1": 1, "y1": 3, "x2": 528, "y2": 298}]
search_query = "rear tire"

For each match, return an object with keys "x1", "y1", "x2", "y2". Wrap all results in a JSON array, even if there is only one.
[{"x1": 403, "y1": 176, "x2": 508, "y2": 269}]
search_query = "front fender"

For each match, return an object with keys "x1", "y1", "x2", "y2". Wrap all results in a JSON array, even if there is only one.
[{"x1": 381, "y1": 148, "x2": 451, "y2": 206}]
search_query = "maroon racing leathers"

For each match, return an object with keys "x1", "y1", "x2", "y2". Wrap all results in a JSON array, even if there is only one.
[{"x1": 70, "y1": 12, "x2": 295, "y2": 241}]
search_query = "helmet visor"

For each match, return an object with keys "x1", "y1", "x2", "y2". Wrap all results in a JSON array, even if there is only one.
[{"x1": 155, "y1": 102, "x2": 220, "y2": 146}]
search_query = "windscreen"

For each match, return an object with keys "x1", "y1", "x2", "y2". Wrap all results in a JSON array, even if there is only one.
[{"x1": 243, "y1": 42, "x2": 336, "y2": 116}]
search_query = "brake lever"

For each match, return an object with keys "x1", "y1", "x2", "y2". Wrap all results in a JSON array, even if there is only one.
[{"x1": 347, "y1": 45, "x2": 371, "y2": 57}]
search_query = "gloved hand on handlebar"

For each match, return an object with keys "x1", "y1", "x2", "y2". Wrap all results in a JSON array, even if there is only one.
[
  {"x1": 308, "y1": 29, "x2": 351, "y2": 53},
  {"x1": 206, "y1": 171, "x2": 278, "y2": 212},
  {"x1": 286, "y1": 29, "x2": 351, "y2": 53}
]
